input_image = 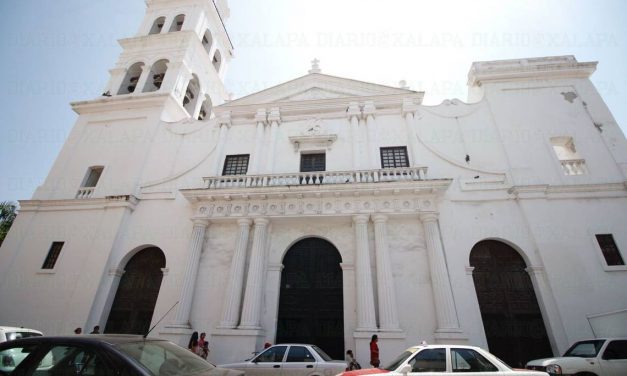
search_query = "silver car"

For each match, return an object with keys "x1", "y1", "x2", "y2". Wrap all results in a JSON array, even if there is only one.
[{"x1": 219, "y1": 343, "x2": 346, "y2": 375}]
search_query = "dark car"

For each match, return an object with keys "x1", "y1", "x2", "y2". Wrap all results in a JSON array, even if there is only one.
[{"x1": 0, "y1": 334, "x2": 244, "y2": 376}]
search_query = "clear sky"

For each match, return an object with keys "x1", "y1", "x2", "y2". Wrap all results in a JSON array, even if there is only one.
[{"x1": 0, "y1": 0, "x2": 625, "y2": 203}]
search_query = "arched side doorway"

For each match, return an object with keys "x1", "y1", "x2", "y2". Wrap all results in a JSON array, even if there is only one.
[
  {"x1": 470, "y1": 240, "x2": 552, "y2": 368},
  {"x1": 276, "y1": 238, "x2": 344, "y2": 359},
  {"x1": 105, "y1": 247, "x2": 166, "y2": 335}
]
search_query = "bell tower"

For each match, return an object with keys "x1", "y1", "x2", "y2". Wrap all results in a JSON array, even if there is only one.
[
  {"x1": 33, "y1": 0, "x2": 234, "y2": 201},
  {"x1": 102, "y1": 0, "x2": 233, "y2": 121}
]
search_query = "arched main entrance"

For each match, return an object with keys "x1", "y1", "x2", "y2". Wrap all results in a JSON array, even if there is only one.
[
  {"x1": 105, "y1": 247, "x2": 166, "y2": 335},
  {"x1": 276, "y1": 238, "x2": 344, "y2": 359},
  {"x1": 470, "y1": 240, "x2": 552, "y2": 368}
]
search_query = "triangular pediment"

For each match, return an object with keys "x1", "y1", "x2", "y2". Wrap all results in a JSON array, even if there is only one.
[{"x1": 225, "y1": 73, "x2": 416, "y2": 106}]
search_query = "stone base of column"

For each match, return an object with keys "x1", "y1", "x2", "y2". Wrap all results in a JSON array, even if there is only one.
[
  {"x1": 433, "y1": 328, "x2": 468, "y2": 344},
  {"x1": 159, "y1": 325, "x2": 194, "y2": 348},
  {"x1": 212, "y1": 328, "x2": 265, "y2": 364},
  {"x1": 354, "y1": 330, "x2": 406, "y2": 368}
]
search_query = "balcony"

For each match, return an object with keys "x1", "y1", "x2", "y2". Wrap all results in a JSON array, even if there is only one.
[
  {"x1": 560, "y1": 159, "x2": 587, "y2": 175},
  {"x1": 204, "y1": 166, "x2": 428, "y2": 189},
  {"x1": 75, "y1": 187, "x2": 94, "y2": 199}
]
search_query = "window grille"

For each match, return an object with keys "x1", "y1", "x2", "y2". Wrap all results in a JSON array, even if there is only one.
[
  {"x1": 222, "y1": 154, "x2": 250, "y2": 175},
  {"x1": 380, "y1": 146, "x2": 409, "y2": 168}
]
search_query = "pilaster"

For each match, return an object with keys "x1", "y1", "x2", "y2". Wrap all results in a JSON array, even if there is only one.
[
  {"x1": 353, "y1": 215, "x2": 377, "y2": 331},
  {"x1": 251, "y1": 108, "x2": 267, "y2": 174},
  {"x1": 212, "y1": 112, "x2": 231, "y2": 176},
  {"x1": 419, "y1": 212, "x2": 467, "y2": 343},
  {"x1": 169, "y1": 218, "x2": 210, "y2": 328},
  {"x1": 218, "y1": 218, "x2": 253, "y2": 329},
  {"x1": 348, "y1": 102, "x2": 361, "y2": 171},
  {"x1": 363, "y1": 101, "x2": 377, "y2": 169},
  {"x1": 239, "y1": 218, "x2": 270, "y2": 329},
  {"x1": 265, "y1": 108, "x2": 281, "y2": 173},
  {"x1": 372, "y1": 214, "x2": 401, "y2": 331}
]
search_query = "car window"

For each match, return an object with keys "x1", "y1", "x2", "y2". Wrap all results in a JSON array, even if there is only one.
[
  {"x1": 6, "y1": 332, "x2": 42, "y2": 341},
  {"x1": 34, "y1": 345, "x2": 116, "y2": 376},
  {"x1": 255, "y1": 346, "x2": 287, "y2": 363},
  {"x1": 451, "y1": 348, "x2": 498, "y2": 372},
  {"x1": 602, "y1": 340, "x2": 627, "y2": 360},
  {"x1": 564, "y1": 340, "x2": 605, "y2": 357},
  {"x1": 116, "y1": 341, "x2": 213, "y2": 376},
  {"x1": 383, "y1": 350, "x2": 419, "y2": 371},
  {"x1": 0, "y1": 344, "x2": 39, "y2": 373},
  {"x1": 311, "y1": 346, "x2": 332, "y2": 361},
  {"x1": 409, "y1": 348, "x2": 446, "y2": 372},
  {"x1": 287, "y1": 346, "x2": 315, "y2": 362}
]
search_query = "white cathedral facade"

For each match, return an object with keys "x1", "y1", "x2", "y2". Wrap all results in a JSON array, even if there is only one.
[{"x1": 1, "y1": 0, "x2": 627, "y2": 368}]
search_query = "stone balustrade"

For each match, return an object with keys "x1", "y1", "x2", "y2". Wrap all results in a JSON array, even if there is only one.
[
  {"x1": 204, "y1": 166, "x2": 428, "y2": 189},
  {"x1": 560, "y1": 159, "x2": 587, "y2": 175},
  {"x1": 75, "y1": 187, "x2": 95, "y2": 199}
]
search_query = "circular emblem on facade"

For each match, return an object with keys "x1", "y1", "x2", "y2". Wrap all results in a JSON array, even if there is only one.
[
  {"x1": 403, "y1": 201, "x2": 410, "y2": 208},
  {"x1": 234, "y1": 206, "x2": 241, "y2": 213},
  {"x1": 199, "y1": 206, "x2": 207, "y2": 214},
  {"x1": 423, "y1": 200, "x2": 432, "y2": 208},
  {"x1": 289, "y1": 204, "x2": 295, "y2": 210},
  {"x1": 325, "y1": 203, "x2": 332, "y2": 210},
  {"x1": 364, "y1": 202, "x2": 371, "y2": 209},
  {"x1": 270, "y1": 204, "x2": 277, "y2": 211},
  {"x1": 216, "y1": 207, "x2": 224, "y2": 213},
  {"x1": 384, "y1": 201, "x2": 391, "y2": 209},
  {"x1": 344, "y1": 202, "x2": 351, "y2": 209},
  {"x1": 252, "y1": 205, "x2": 259, "y2": 212},
  {"x1": 306, "y1": 203, "x2": 314, "y2": 210}
]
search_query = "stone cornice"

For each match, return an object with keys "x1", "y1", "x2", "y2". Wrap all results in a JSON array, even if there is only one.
[
  {"x1": 508, "y1": 182, "x2": 627, "y2": 199},
  {"x1": 468, "y1": 55, "x2": 597, "y2": 86},
  {"x1": 181, "y1": 179, "x2": 451, "y2": 220},
  {"x1": 218, "y1": 93, "x2": 424, "y2": 121},
  {"x1": 71, "y1": 92, "x2": 177, "y2": 115},
  {"x1": 19, "y1": 195, "x2": 139, "y2": 213}
]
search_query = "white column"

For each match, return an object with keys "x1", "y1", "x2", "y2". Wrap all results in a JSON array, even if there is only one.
[
  {"x1": 420, "y1": 213, "x2": 461, "y2": 332},
  {"x1": 134, "y1": 64, "x2": 151, "y2": 94},
  {"x1": 251, "y1": 109, "x2": 267, "y2": 174},
  {"x1": 212, "y1": 112, "x2": 231, "y2": 176},
  {"x1": 172, "y1": 218, "x2": 210, "y2": 327},
  {"x1": 363, "y1": 101, "x2": 377, "y2": 169},
  {"x1": 403, "y1": 98, "x2": 421, "y2": 166},
  {"x1": 348, "y1": 102, "x2": 361, "y2": 171},
  {"x1": 372, "y1": 215, "x2": 401, "y2": 331},
  {"x1": 265, "y1": 108, "x2": 281, "y2": 173},
  {"x1": 218, "y1": 219, "x2": 252, "y2": 328},
  {"x1": 353, "y1": 215, "x2": 377, "y2": 331},
  {"x1": 239, "y1": 218, "x2": 270, "y2": 329}
]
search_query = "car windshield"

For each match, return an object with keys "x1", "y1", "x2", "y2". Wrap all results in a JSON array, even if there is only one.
[
  {"x1": 311, "y1": 345, "x2": 332, "y2": 361},
  {"x1": 116, "y1": 340, "x2": 215, "y2": 376},
  {"x1": 563, "y1": 340, "x2": 606, "y2": 358},
  {"x1": 383, "y1": 349, "x2": 419, "y2": 371}
]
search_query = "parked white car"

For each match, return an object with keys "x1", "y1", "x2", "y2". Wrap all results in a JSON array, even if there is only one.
[
  {"x1": 219, "y1": 343, "x2": 346, "y2": 376},
  {"x1": 526, "y1": 338, "x2": 627, "y2": 376},
  {"x1": 336, "y1": 344, "x2": 549, "y2": 376},
  {"x1": 0, "y1": 327, "x2": 43, "y2": 343}
]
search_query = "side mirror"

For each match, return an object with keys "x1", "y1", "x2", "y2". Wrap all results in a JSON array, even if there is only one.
[{"x1": 400, "y1": 364, "x2": 412, "y2": 375}]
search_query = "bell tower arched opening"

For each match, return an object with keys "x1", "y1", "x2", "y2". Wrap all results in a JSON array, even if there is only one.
[
  {"x1": 470, "y1": 240, "x2": 552, "y2": 368},
  {"x1": 276, "y1": 237, "x2": 344, "y2": 360}
]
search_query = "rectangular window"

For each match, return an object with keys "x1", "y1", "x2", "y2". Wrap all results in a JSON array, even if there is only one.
[
  {"x1": 42, "y1": 242, "x2": 64, "y2": 269},
  {"x1": 82, "y1": 166, "x2": 104, "y2": 188},
  {"x1": 380, "y1": 146, "x2": 409, "y2": 168},
  {"x1": 596, "y1": 234, "x2": 625, "y2": 266},
  {"x1": 222, "y1": 154, "x2": 249, "y2": 176},
  {"x1": 300, "y1": 153, "x2": 326, "y2": 172}
]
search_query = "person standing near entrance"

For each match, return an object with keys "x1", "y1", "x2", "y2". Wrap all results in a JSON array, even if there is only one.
[{"x1": 369, "y1": 334, "x2": 380, "y2": 368}]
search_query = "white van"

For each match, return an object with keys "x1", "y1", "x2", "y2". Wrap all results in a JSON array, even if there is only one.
[{"x1": 0, "y1": 327, "x2": 43, "y2": 343}]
